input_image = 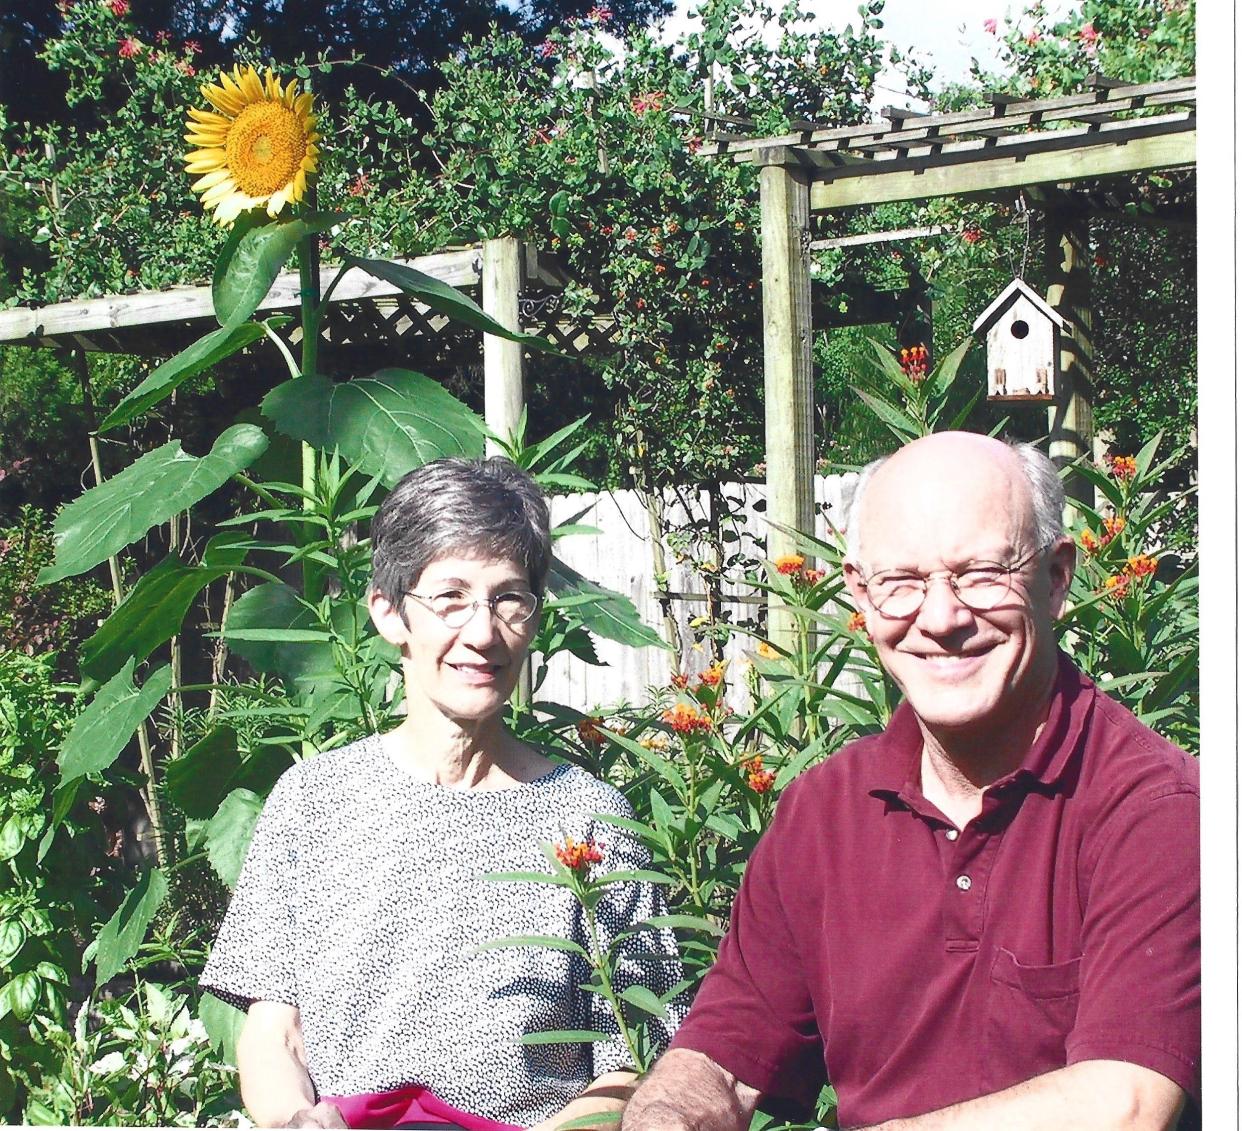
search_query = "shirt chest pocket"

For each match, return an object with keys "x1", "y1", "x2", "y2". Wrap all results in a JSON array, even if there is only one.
[{"x1": 985, "y1": 947, "x2": 1082, "y2": 1092}]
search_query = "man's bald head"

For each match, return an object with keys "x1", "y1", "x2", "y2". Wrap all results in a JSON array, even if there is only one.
[{"x1": 845, "y1": 433, "x2": 1064, "y2": 567}]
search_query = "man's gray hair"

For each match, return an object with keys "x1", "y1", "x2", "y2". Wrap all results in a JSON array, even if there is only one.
[
  {"x1": 843, "y1": 439, "x2": 1065, "y2": 565},
  {"x1": 370, "y1": 457, "x2": 552, "y2": 604}
]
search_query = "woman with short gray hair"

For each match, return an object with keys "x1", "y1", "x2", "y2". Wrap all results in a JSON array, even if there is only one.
[{"x1": 202, "y1": 457, "x2": 683, "y2": 1130}]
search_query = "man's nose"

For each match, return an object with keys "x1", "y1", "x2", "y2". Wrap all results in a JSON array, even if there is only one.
[{"x1": 915, "y1": 574, "x2": 975, "y2": 634}]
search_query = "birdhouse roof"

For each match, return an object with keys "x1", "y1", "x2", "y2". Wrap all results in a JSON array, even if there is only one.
[{"x1": 971, "y1": 277, "x2": 1072, "y2": 335}]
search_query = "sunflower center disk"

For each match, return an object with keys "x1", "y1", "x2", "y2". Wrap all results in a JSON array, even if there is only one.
[{"x1": 225, "y1": 102, "x2": 308, "y2": 197}]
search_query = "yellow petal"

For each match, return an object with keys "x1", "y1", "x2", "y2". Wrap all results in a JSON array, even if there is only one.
[
  {"x1": 187, "y1": 107, "x2": 231, "y2": 127},
  {"x1": 185, "y1": 150, "x2": 228, "y2": 171},
  {"x1": 191, "y1": 169, "x2": 233, "y2": 191}
]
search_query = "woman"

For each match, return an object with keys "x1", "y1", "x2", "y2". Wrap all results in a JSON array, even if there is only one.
[{"x1": 201, "y1": 457, "x2": 683, "y2": 1130}]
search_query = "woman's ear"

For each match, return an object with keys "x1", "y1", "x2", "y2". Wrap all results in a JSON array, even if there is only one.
[{"x1": 368, "y1": 589, "x2": 410, "y2": 647}]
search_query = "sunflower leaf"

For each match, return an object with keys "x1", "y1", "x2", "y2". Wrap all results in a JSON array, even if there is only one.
[
  {"x1": 99, "y1": 319, "x2": 288, "y2": 432},
  {"x1": 261, "y1": 369, "x2": 484, "y2": 487},
  {"x1": 38, "y1": 424, "x2": 268, "y2": 585},
  {"x1": 344, "y1": 256, "x2": 567, "y2": 356},
  {"x1": 214, "y1": 211, "x2": 342, "y2": 332},
  {"x1": 546, "y1": 558, "x2": 669, "y2": 650}
]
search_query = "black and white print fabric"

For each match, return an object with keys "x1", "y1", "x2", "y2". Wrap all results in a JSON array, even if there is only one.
[{"x1": 200, "y1": 735, "x2": 685, "y2": 1127}]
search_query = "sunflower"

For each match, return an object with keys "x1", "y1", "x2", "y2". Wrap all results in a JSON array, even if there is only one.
[{"x1": 184, "y1": 65, "x2": 320, "y2": 225}]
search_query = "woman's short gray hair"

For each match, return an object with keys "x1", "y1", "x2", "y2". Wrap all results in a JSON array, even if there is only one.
[
  {"x1": 370, "y1": 457, "x2": 552, "y2": 603},
  {"x1": 844, "y1": 439, "x2": 1065, "y2": 564}
]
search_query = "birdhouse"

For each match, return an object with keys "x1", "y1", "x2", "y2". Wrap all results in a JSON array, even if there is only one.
[{"x1": 971, "y1": 278, "x2": 1070, "y2": 402}]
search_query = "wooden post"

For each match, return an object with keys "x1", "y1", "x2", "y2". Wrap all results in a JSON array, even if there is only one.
[
  {"x1": 1044, "y1": 211, "x2": 1095, "y2": 508},
  {"x1": 481, "y1": 237, "x2": 526, "y2": 455},
  {"x1": 759, "y1": 155, "x2": 815, "y2": 649}
]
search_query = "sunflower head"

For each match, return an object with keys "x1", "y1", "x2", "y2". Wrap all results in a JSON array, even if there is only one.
[{"x1": 184, "y1": 65, "x2": 320, "y2": 226}]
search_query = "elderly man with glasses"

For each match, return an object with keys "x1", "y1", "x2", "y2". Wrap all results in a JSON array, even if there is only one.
[{"x1": 622, "y1": 432, "x2": 1199, "y2": 1131}]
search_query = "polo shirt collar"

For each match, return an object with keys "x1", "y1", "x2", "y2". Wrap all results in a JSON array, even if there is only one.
[{"x1": 867, "y1": 650, "x2": 1095, "y2": 809}]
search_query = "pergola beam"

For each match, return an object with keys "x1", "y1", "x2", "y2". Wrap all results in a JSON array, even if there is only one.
[{"x1": 810, "y1": 130, "x2": 1195, "y2": 210}]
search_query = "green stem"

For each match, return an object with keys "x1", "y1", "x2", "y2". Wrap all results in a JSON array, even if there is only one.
[{"x1": 583, "y1": 899, "x2": 646, "y2": 1073}]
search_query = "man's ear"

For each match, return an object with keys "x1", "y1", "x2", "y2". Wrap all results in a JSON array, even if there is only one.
[
  {"x1": 368, "y1": 589, "x2": 409, "y2": 647},
  {"x1": 843, "y1": 561, "x2": 869, "y2": 611},
  {"x1": 1046, "y1": 536, "x2": 1077, "y2": 619}
]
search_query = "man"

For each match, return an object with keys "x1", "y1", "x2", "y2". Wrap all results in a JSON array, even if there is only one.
[{"x1": 622, "y1": 432, "x2": 1199, "y2": 1130}]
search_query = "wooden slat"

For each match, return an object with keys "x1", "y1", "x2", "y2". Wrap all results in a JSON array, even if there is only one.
[
  {"x1": 811, "y1": 129, "x2": 1196, "y2": 210},
  {"x1": 0, "y1": 250, "x2": 482, "y2": 345},
  {"x1": 710, "y1": 77, "x2": 1195, "y2": 159}
]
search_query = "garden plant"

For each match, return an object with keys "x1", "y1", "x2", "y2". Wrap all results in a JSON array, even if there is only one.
[{"x1": 0, "y1": 0, "x2": 1199, "y2": 1125}]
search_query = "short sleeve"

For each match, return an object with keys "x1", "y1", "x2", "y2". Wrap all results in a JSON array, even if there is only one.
[
  {"x1": 200, "y1": 769, "x2": 302, "y2": 1009},
  {"x1": 585, "y1": 819, "x2": 688, "y2": 1076},
  {"x1": 669, "y1": 789, "x2": 825, "y2": 1108},
  {"x1": 1067, "y1": 784, "x2": 1201, "y2": 1100}
]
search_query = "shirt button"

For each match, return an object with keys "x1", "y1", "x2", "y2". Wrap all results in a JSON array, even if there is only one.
[
  {"x1": 955, "y1": 874, "x2": 972, "y2": 891},
  {"x1": 945, "y1": 829, "x2": 959, "y2": 841}
]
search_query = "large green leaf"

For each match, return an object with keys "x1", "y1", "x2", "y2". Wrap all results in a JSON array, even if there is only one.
[
  {"x1": 164, "y1": 726, "x2": 244, "y2": 820},
  {"x1": 346, "y1": 256, "x2": 564, "y2": 354},
  {"x1": 198, "y1": 991, "x2": 245, "y2": 1063},
  {"x1": 80, "y1": 532, "x2": 250, "y2": 684},
  {"x1": 38, "y1": 424, "x2": 268, "y2": 585},
  {"x1": 98, "y1": 321, "x2": 284, "y2": 432},
  {"x1": 546, "y1": 558, "x2": 669, "y2": 650},
  {"x1": 222, "y1": 581, "x2": 339, "y2": 692},
  {"x1": 262, "y1": 370, "x2": 484, "y2": 487},
  {"x1": 214, "y1": 211, "x2": 341, "y2": 330},
  {"x1": 58, "y1": 661, "x2": 171, "y2": 785},
  {"x1": 90, "y1": 867, "x2": 169, "y2": 988},
  {"x1": 204, "y1": 788, "x2": 264, "y2": 888}
]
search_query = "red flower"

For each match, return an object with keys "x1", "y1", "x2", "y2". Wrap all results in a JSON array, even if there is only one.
[
  {"x1": 670, "y1": 673, "x2": 689, "y2": 689},
  {"x1": 155, "y1": 29, "x2": 171, "y2": 43},
  {"x1": 1126, "y1": 554, "x2": 1158, "y2": 579},
  {"x1": 576, "y1": 716, "x2": 607, "y2": 747},
  {"x1": 962, "y1": 225, "x2": 983, "y2": 245},
  {"x1": 1079, "y1": 529, "x2": 1100, "y2": 554},
  {"x1": 348, "y1": 173, "x2": 372, "y2": 197},
  {"x1": 803, "y1": 568, "x2": 825, "y2": 586},
  {"x1": 555, "y1": 837, "x2": 605, "y2": 872},
  {"x1": 847, "y1": 611, "x2": 867, "y2": 633},
  {"x1": 631, "y1": 91, "x2": 667, "y2": 114},
  {"x1": 743, "y1": 756, "x2": 776, "y2": 794},
  {"x1": 539, "y1": 40, "x2": 556, "y2": 59},
  {"x1": 697, "y1": 661, "x2": 726, "y2": 688},
  {"x1": 184, "y1": 39, "x2": 201, "y2": 54},
  {"x1": 775, "y1": 554, "x2": 805, "y2": 576},
  {"x1": 663, "y1": 703, "x2": 712, "y2": 735},
  {"x1": 1078, "y1": 21, "x2": 1099, "y2": 44},
  {"x1": 110, "y1": 0, "x2": 129, "y2": 15},
  {"x1": 117, "y1": 36, "x2": 141, "y2": 57},
  {"x1": 1109, "y1": 455, "x2": 1138, "y2": 481},
  {"x1": 177, "y1": 59, "x2": 196, "y2": 76},
  {"x1": 1093, "y1": 252, "x2": 1109, "y2": 268},
  {"x1": 588, "y1": 4, "x2": 612, "y2": 21},
  {"x1": 899, "y1": 343, "x2": 929, "y2": 383}
]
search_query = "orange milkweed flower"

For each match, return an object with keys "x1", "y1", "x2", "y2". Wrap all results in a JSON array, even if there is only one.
[
  {"x1": 555, "y1": 837, "x2": 605, "y2": 872},
  {"x1": 663, "y1": 703, "x2": 713, "y2": 735},
  {"x1": 775, "y1": 554, "x2": 805, "y2": 576}
]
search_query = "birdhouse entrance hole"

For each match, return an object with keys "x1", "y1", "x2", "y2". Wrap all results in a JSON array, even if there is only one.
[{"x1": 1010, "y1": 320, "x2": 1030, "y2": 339}]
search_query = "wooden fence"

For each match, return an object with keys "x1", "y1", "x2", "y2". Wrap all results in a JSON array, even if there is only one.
[{"x1": 541, "y1": 474, "x2": 859, "y2": 714}]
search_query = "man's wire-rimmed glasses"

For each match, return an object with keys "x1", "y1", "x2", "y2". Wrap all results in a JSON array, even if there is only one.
[
  {"x1": 404, "y1": 588, "x2": 541, "y2": 628},
  {"x1": 858, "y1": 541, "x2": 1053, "y2": 620}
]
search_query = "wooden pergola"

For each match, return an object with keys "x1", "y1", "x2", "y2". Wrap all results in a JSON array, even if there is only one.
[{"x1": 710, "y1": 76, "x2": 1196, "y2": 625}]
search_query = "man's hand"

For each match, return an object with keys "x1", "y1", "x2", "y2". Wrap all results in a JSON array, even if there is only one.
[
  {"x1": 282, "y1": 1101, "x2": 348, "y2": 1128},
  {"x1": 621, "y1": 1049, "x2": 759, "y2": 1131}
]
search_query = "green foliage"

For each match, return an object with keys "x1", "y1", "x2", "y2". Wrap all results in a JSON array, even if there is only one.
[{"x1": 0, "y1": 506, "x2": 110, "y2": 657}]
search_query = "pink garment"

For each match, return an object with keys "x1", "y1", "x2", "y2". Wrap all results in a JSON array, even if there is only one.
[{"x1": 322, "y1": 1084, "x2": 524, "y2": 1131}]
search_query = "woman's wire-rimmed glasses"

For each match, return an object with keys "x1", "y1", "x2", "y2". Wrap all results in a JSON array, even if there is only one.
[
  {"x1": 403, "y1": 588, "x2": 541, "y2": 628},
  {"x1": 858, "y1": 541, "x2": 1053, "y2": 620}
]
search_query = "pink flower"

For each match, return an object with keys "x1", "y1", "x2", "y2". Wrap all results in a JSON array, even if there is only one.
[
  {"x1": 539, "y1": 40, "x2": 556, "y2": 59},
  {"x1": 1024, "y1": 29, "x2": 1042, "y2": 45},
  {"x1": 154, "y1": 29, "x2": 171, "y2": 43},
  {"x1": 983, "y1": 17, "x2": 998, "y2": 34},
  {"x1": 184, "y1": 38, "x2": 201, "y2": 54},
  {"x1": 1078, "y1": 21, "x2": 1099, "y2": 54},
  {"x1": 588, "y1": 5, "x2": 612, "y2": 21},
  {"x1": 631, "y1": 91, "x2": 667, "y2": 114},
  {"x1": 110, "y1": 0, "x2": 129, "y2": 15},
  {"x1": 962, "y1": 225, "x2": 983, "y2": 245},
  {"x1": 117, "y1": 36, "x2": 141, "y2": 57},
  {"x1": 176, "y1": 59, "x2": 196, "y2": 76}
]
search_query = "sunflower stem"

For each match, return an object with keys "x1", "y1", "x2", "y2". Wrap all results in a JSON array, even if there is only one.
[{"x1": 296, "y1": 193, "x2": 326, "y2": 606}]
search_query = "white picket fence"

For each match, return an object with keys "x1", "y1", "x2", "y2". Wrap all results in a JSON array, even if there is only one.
[{"x1": 541, "y1": 475, "x2": 860, "y2": 714}]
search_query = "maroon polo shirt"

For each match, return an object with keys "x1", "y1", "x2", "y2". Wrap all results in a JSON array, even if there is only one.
[{"x1": 670, "y1": 653, "x2": 1200, "y2": 1127}]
